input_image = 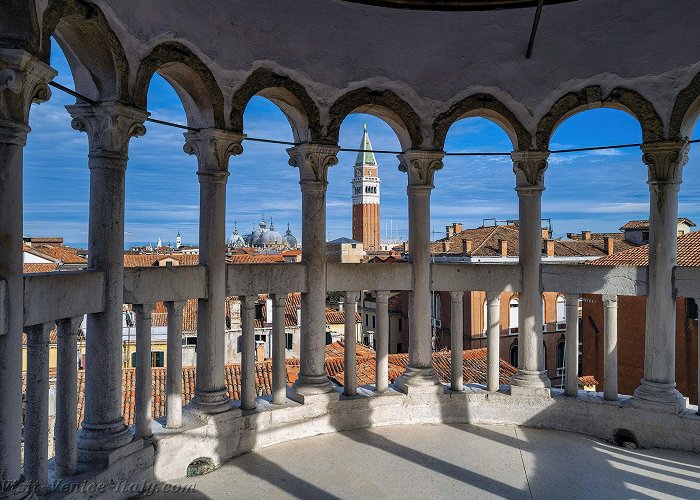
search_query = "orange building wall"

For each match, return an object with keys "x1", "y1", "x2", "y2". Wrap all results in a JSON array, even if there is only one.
[{"x1": 352, "y1": 203, "x2": 380, "y2": 250}]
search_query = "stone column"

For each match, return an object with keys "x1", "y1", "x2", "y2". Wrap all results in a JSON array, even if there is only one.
[
  {"x1": 0, "y1": 50, "x2": 54, "y2": 494},
  {"x1": 509, "y1": 150, "x2": 551, "y2": 395},
  {"x1": 633, "y1": 140, "x2": 689, "y2": 410},
  {"x1": 564, "y1": 294, "x2": 580, "y2": 397},
  {"x1": 486, "y1": 292, "x2": 501, "y2": 392},
  {"x1": 165, "y1": 301, "x2": 185, "y2": 428},
  {"x1": 287, "y1": 144, "x2": 340, "y2": 402},
  {"x1": 184, "y1": 129, "x2": 244, "y2": 413},
  {"x1": 697, "y1": 297, "x2": 700, "y2": 416},
  {"x1": 603, "y1": 295, "x2": 618, "y2": 401},
  {"x1": 271, "y1": 294, "x2": 287, "y2": 405},
  {"x1": 67, "y1": 102, "x2": 148, "y2": 463},
  {"x1": 449, "y1": 292, "x2": 464, "y2": 391},
  {"x1": 395, "y1": 150, "x2": 445, "y2": 393},
  {"x1": 240, "y1": 295, "x2": 257, "y2": 411},
  {"x1": 55, "y1": 316, "x2": 82, "y2": 477},
  {"x1": 134, "y1": 303, "x2": 154, "y2": 438},
  {"x1": 375, "y1": 291, "x2": 390, "y2": 392},
  {"x1": 24, "y1": 322, "x2": 52, "y2": 494},
  {"x1": 344, "y1": 291, "x2": 358, "y2": 396}
]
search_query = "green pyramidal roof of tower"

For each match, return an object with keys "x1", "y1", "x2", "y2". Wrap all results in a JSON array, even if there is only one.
[{"x1": 354, "y1": 124, "x2": 377, "y2": 166}]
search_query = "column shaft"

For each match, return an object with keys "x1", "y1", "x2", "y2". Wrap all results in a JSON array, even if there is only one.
[
  {"x1": 287, "y1": 145, "x2": 339, "y2": 400},
  {"x1": 603, "y1": 295, "x2": 618, "y2": 401},
  {"x1": 55, "y1": 317, "x2": 81, "y2": 477},
  {"x1": 165, "y1": 301, "x2": 184, "y2": 428},
  {"x1": 24, "y1": 322, "x2": 52, "y2": 493},
  {"x1": 634, "y1": 141, "x2": 688, "y2": 409},
  {"x1": 67, "y1": 103, "x2": 147, "y2": 461},
  {"x1": 184, "y1": 129, "x2": 243, "y2": 413},
  {"x1": 450, "y1": 292, "x2": 464, "y2": 391},
  {"x1": 564, "y1": 294, "x2": 580, "y2": 397},
  {"x1": 240, "y1": 295, "x2": 257, "y2": 410},
  {"x1": 510, "y1": 151, "x2": 551, "y2": 392},
  {"x1": 134, "y1": 304, "x2": 154, "y2": 438},
  {"x1": 486, "y1": 292, "x2": 501, "y2": 392},
  {"x1": 375, "y1": 291, "x2": 390, "y2": 392},
  {"x1": 344, "y1": 292, "x2": 358, "y2": 396},
  {"x1": 271, "y1": 295, "x2": 287, "y2": 405}
]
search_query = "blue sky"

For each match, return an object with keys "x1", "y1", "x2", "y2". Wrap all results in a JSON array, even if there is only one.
[{"x1": 23, "y1": 40, "x2": 700, "y2": 247}]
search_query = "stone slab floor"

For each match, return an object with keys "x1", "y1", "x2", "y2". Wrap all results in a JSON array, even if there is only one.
[{"x1": 144, "y1": 424, "x2": 700, "y2": 499}]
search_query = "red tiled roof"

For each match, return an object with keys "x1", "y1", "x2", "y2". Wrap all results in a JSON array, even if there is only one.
[
  {"x1": 229, "y1": 254, "x2": 285, "y2": 264},
  {"x1": 123, "y1": 254, "x2": 199, "y2": 267},
  {"x1": 388, "y1": 293, "x2": 404, "y2": 313},
  {"x1": 32, "y1": 245, "x2": 86, "y2": 265},
  {"x1": 324, "y1": 308, "x2": 362, "y2": 325},
  {"x1": 619, "y1": 218, "x2": 695, "y2": 230},
  {"x1": 578, "y1": 375, "x2": 599, "y2": 387},
  {"x1": 23, "y1": 263, "x2": 60, "y2": 273},
  {"x1": 589, "y1": 230, "x2": 700, "y2": 267}
]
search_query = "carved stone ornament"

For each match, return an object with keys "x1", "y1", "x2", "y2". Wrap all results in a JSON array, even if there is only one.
[
  {"x1": 0, "y1": 49, "x2": 56, "y2": 141},
  {"x1": 511, "y1": 150, "x2": 550, "y2": 190},
  {"x1": 641, "y1": 140, "x2": 689, "y2": 185},
  {"x1": 287, "y1": 144, "x2": 340, "y2": 183},
  {"x1": 183, "y1": 129, "x2": 245, "y2": 178},
  {"x1": 66, "y1": 102, "x2": 148, "y2": 161},
  {"x1": 397, "y1": 150, "x2": 445, "y2": 187}
]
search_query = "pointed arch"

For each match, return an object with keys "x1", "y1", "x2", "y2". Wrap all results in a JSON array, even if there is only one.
[
  {"x1": 230, "y1": 67, "x2": 322, "y2": 143},
  {"x1": 40, "y1": 0, "x2": 129, "y2": 102},
  {"x1": 432, "y1": 93, "x2": 531, "y2": 150},
  {"x1": 536, "y1": 86, "x2": 664, "y2": 149},
  {"x1": 326, "y1": 88, "x2": 423, "y2": 151},
  {"x1": 133, "y1": 42, "x2": 224, "y2": 129},
  {"x1": 669, "y1": 71, "x2": 700, "y2": 139}
]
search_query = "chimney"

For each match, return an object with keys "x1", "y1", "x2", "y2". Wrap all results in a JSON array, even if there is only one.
[
  {"x1": 445, "y1": 225, "x2": 453, "y2": 238},
  {"x1": 256, "y1": 343, "x2": 265, "y2": 362},
  {"x1": 541, "y1": 228, "x2": 550, "y2": 239},
  {"x1": 544, "y1": 239, "x2": 555, "y2": 257},
  {"x1": 442, "y1": 241, "x2": 450, "y2": 253},
  {"x1": 603, "y1": 236, "x2": 614, "y2": 256},
  {"x1": 462, "y1": 239, "x2": 472, "y2": 256},
  {"x1": 498, "y1": 239, "x2": 508, "y2": 257},
  {"x1": 453, "y1": 223, "x2": 462, "y2": 233},
  {"x1": 581, "y1": 230, "x2": 591, "y2": 241}
]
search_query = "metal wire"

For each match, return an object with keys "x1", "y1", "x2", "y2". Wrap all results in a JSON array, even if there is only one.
[{"x1": 47, "y1": 81, "x2": 700, "y2": 157}]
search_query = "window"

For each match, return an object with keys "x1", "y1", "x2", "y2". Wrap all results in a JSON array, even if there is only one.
[
  {"x1": 372, "y1": 316, "x2": 376, "y2": 328},
  {"x1": 509, "y1": 299, "x2": 518, "y2": 333},
  {"x1": 687, "y1": 298, "x2": 698, "y2": 320},
  {"x1": 152, "y1": 351, "x2": 164, "y2": 367},
  {"x1": 398, "y1": 318, "x2": 402, "y2": 331},
  {"x1": 165, "y1": 261, "x2": 173, "y2": 267},
  {"x1": 510, "y1": 343, "x2": 518, "y2": 367},
  {"x1": 433, "y1": 293, "x2": 441, "y2": 328},
  {"x1": 642, "y1": 230, "x2": 649, "y2": 242},
  {"x1": 556, "y1": 340, "x2": 565, "y2": 376},
  {"x1": 365, "y1": 314, "x2": 369, "y2": 326},
  {"x1": 254, "y1": 333, "x2": 267, "y2": 343},
  {"x1": 182, "y1": 336, "x2": 197, "y2": 346},
  {"x1": 286, "y1": 333, "x2": 294, "y2": 350},
  {"x1": 678, "y1": 230, "x2": 685, "y2": 236},
  {"x1": 254, "y1": 303, "x2": 263, "y2": 321},
  {"x1": 556, "y1": 296, "x2": 566, "y2": 330}
]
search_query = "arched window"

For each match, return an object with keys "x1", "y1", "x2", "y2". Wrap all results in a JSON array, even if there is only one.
[
  {"x1": 510, "y1": 343, "x2": 518, "y2": 368},
  {"x1": 556, "y1": 339, "x2": 566, "y2": 376},
  {"x1": 556, "y1": 296, "x2": 566, "y2": 330},
  {"x1": 509, "y1": 298, "x2": 518, "y2": 333}
]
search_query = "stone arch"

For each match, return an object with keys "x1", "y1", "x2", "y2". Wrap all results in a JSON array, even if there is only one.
[
  {"x1": 669, "y1": 71, "x2": 700, "y2": 139},
  {"x1": 40, "y1": 0, "x2": 129, "y2": 102},
  {"x1": 432, "y1": 94, "x2": 531, "y2": 150},
  {"x1": 326, "y1": 88, "x2": 423, "y2": 151},
  {"x1": 535, "y1": 86, "x2": 664, "y2": 149},
  {"x1": 133, "y1": 42, "x2": 225, "y2": 129},
  {"x1": 230, "y1": 67, "x2": 322, "y2": 143}
]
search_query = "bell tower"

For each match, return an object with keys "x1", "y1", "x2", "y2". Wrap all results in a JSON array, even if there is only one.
[{"x1": 352, "y1": 124, "x2": 380, "y2": 250}]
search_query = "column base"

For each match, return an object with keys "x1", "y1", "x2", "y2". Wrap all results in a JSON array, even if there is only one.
[
  {"x1": 287, "y1": 375, "x2": 337, "y2": 404},
  {"x1": 77, "y1": 418, "x2": 133, "y2": 467},
  {"x1": 188, "y1": 387, "x2": 233, "y2": 416},
  {"x1": 394, "y1": 366, "x2": 442, "y2": 395},
  {"x1": 632, "y1": 379, "x2": 687, "y2": 413},
  {"x1": 509, "y1": 369, "x2": 551, "y2": 397}
]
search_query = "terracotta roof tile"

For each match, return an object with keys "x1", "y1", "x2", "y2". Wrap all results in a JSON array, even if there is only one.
[
  {"x1": 123, "y1": 254, "x2": 199, "y2": 267},
  {"x1": 229, "y1": 254, "x2": 285, "y2": 264},
  {"x1": 32, "y1": 245, "x2": 87, "y2": 265},
  {"x1": 23, "y1": 263, "x2": 60, "y2": 273},
  {"x1": 619, "y1": 218, "x2": 695, "y2": 230},
  {"x1": 590, "y1": 230, "x2": 700, "y2": 267}
]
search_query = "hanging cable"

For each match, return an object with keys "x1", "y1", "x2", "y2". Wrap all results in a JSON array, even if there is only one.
[{"x1": 46, "y1": 81, "x2": 700, "y2": 156}]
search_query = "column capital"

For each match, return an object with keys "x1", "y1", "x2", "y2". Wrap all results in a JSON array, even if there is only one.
[
  {"x1": 184, "y1": 128, "x2": 245, "y2": 182},
  {"x1": 67, "y1": 102, "x2": 148, "y2": 162},
  {"x1": 641, "y1": 140, "x2": 689, "y2": 185},
  {"x1": 397, "y1": 149, "x2": 445, "y2": 188},
  {"x1": 485, "y1": 291, "x2": 501, "y2": 302},
  {"x1": 511, "y1": 150, "x2": 550, "y2": 192},
  {"x1": 133, "y1": 303, "x2": 155, "y2": 321},
  {"x1": 164, "y1": 300, "x2": 185, "y2": 316},
  {"x1": 270, "y1": 293, "x2": 287, "y2": 307},
  {"x1": 375, "y1": 290, "x2": 390, "y2": 303},
  {"x1": 287, "y1": 143, "x2": 340, "y2": 184},
  {"x1": 602, "y1": 294, "x2": 618, "y2": 305}
]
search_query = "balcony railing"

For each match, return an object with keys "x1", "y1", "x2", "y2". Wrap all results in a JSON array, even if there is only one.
[{"x1": 15, "y1": 261, "x2": 700, "y2": 490}]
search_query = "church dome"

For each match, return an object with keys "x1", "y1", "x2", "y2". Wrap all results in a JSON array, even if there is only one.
[
  {"x1": 227, "y1": 225, "x2": 245, "y2": 248},
  {"x1": 283, "y1": 223, "x2": 298, "y2": 248},
  {"x1": 260, "y1": 219, "x2": 283, "y2": 246}
]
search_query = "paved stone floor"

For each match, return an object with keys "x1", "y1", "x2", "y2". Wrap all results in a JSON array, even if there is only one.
[{"x1": 145, "y1": 424, "x2": 700, "y2": 499}]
